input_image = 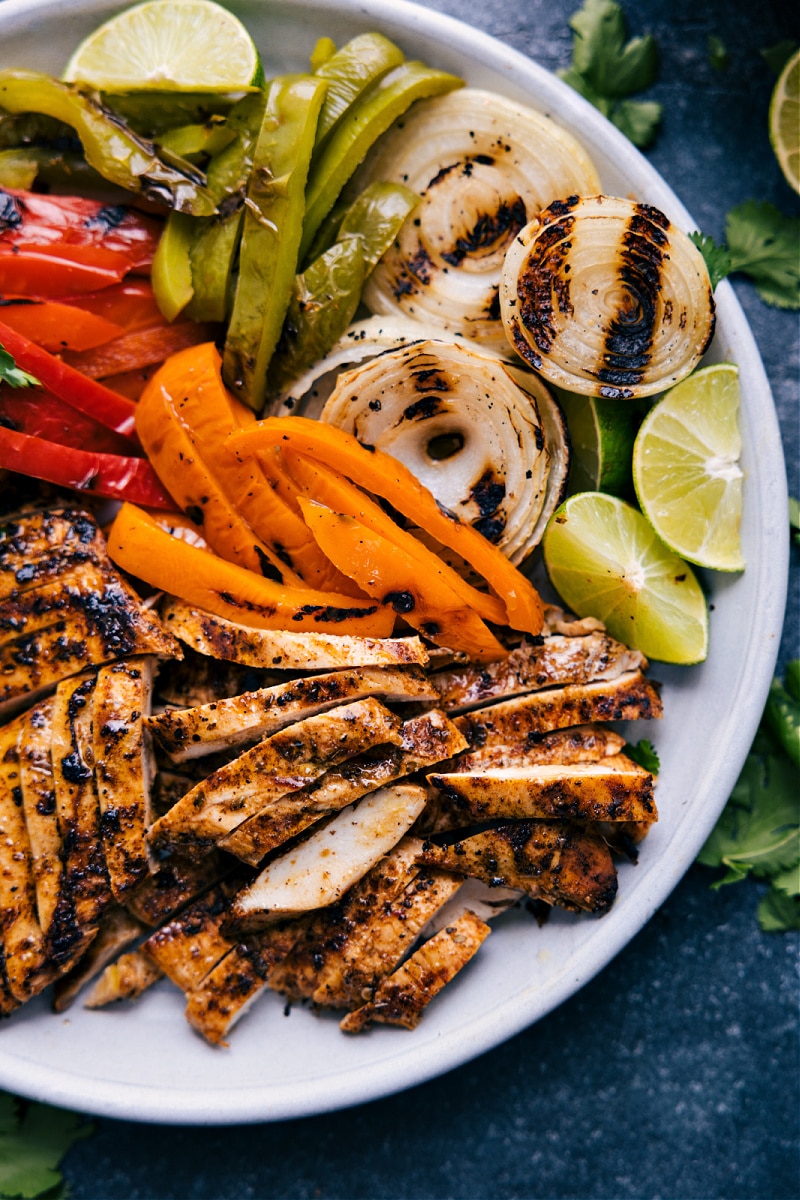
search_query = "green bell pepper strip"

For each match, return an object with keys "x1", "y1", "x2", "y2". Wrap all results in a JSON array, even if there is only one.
[
  {"x1": 0, "y1": 71, "x2": 216, "y2": 215},
  {"x1": 267, "y1": 181, "x2": 420, "y2": 399},
  {"x1": 98, "y1": 90, "x2": 243, "y2": 136},
  {"x1": 151, "y1": 211, "x2": 195, "y2": 321},
  {"x1": 299, "y1": 60, "x2": 462, "y2": 262},
  {"x1": 0, "y1": 146, "x2": 102, "y2": 190},
  {"x1": 156, "y1": 119, "x2": 236, "y2": 161},
  {"x1": 313, "y1": 32, "x2": 405, "y2": 148},
  {"x1": 222, "y1": 74, "x2": 328, "y2": 412}
]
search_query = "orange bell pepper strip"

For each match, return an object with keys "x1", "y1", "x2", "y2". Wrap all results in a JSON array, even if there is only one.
[
  {"x1": 136, "y1": 342, "x2": 354, "y2": 592},
  {"x1": 107, "y1": 502, "x2": 395, "y2": 637},
  {"x1": 298, "y1": 499, "x2": 506, "y2": 661},
  {"x1": 0, "y1": 300, "x2": 122, "y2": 353},
  {"x1": 229, "y1": 417, "x2": 545, "y2": 636},
  {"x1": 282, "y1": 450, "x2": 509, "y2": 627}
]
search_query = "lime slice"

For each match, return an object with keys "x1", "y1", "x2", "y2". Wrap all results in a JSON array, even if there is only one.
[
  {"x1": 63, "y1": 0, "x2": 263, "y2": 92},
  {"x1": 769, "y1": 48, "x2": 800, "y2": 195},
  {"x1": 556, "y1": 388, "x2": 638, "y2": 496},
  {"x1": 632, "y1": 363, "x2": 744, "y2": 572},
  {"x1": 543, "y1": 492, "x2": 708, "y2": 665}
]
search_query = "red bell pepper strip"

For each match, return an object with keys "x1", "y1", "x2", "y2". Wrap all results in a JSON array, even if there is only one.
[
  {"x1": 62, "y1": 320, "x2": 218, "y2": 380},
  {"x1": 0, "y1": 319, "x2": 139, "y2": 440},
  {"x1": 62, "y1": 281, "x2": 164, "y2": 331},
  {"x1": 0, "y1": 425, "x2": 174, "y2": 508},
  {"x1": 0, "y1": 388, "x2": 134, "y2": 455},
  {"x1": 0, "y1": 247, "x2": 135, "y2": 296},
  {"x1": 0, "y1": 187, "x2": 161, "y2": 264},
  {"x1": 0, "y1": 300, "x2": 122, "y2": 352}
]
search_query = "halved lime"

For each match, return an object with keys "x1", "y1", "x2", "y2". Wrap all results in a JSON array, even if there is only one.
[
  {"x1": 543, "y1": 492, "x2": 708, "y2": 664},
  {"x1": 769, "y1": 48, "x2": 800, "y2": 195},
  {"x1": 556, "y1": 388, "x2": 638, "y2": 496},
  {"x1": 632, "y1": 363, "x2": 744, "y2": 572},
  {"x1": 63, "y1": 0, "x2": 263, "y2": 92}
]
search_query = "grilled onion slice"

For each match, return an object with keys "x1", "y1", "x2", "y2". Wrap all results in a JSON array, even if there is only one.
[
  {"x1": 318, "y1": 332, "x2": 570, "y2": 564},
  {"x1": 353, "y1": 88, "x2": 601, "y2": 351},
  {"x1": 500, "y1": 195, "x2": 716, "y2": 399}
]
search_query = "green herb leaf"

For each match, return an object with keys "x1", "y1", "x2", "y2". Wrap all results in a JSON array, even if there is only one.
[
  {"x1": 689, "y1": 231, "x2": 732, "y2": 290},
  {"x1": 758, "y1": 888, "x2": 800, "y2": 932},
  {"x1": 0, "y1": 1095, "x2": 92, "y2": 1200},
  {"x1": 558, "y1": 0, "x2": 661, "y2": 148},
  {"x1": 760, "y1": 40, "x2": 798, "y2": 77},
  {"x1": 726, "y1": 201, "x2": 800, "y2": 309},
  {"x1": 789, "y1": 497, "x2": 800, "y2": 547},
  {"x1": 763, "y1": 676, "x2": 800, "y2": 767},
  {"x1": 707, "y1": 35, "x2": 730, "y2": 72},
  {"x1": 623, "y1": 738, "x2": 660, "y2": 773},
  {"x1": 0, "y1": 345, "x2": 40, "y2": 390}
]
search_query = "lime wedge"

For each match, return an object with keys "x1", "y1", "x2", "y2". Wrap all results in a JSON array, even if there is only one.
[
  {"x1": 769, "y1": 48, "x2": 800, "y2": 195},
  {"x1": 632, "y1": 363, "x2": 745, "y2": 572},
  {"x1": 556, "y1": 388, "x2": 638, "y2": 496},
  {"x1": 63, "y1": 0, "x2": 263, "y2": 92},
  {"x1": 543, "y1": 492, "x2": 709, "y2": 665}
]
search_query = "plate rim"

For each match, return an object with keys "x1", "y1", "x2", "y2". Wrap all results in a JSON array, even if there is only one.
[{"x1": 0, "y1": 0, "x2": 789, "y2": 1125}]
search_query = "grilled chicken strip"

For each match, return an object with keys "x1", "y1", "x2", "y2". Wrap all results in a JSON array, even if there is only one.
[
  {"x1": 340, "y1": 910, "x2": 491, "y2": 1032},
  {"x1": 0, "y1": 506, "x2": 107, "y2": 600},
  {"x1": 148, "y1": 697, "x2": 404, "y2": 859},
  {"x1": 143, "y1": 880, "x2": 240, "y2": 993},
  {"x1": 427, "y1": 755, "x2": 657, "y2": 824},
  {"x1": 18, "y1": 698, "x2": 63, "y2": 935},
  {"x1": 123, "y1": 851, "x2": 229, "y2": 928},
  {"x1": 429, "y1": 632, "x2": 647, "y2": 713},
  {"x1": 230, "y1": 784, "x2": 428, "y2": 928},
  {"x1": 93, "y1": 657, "x2": 157, "y2": 898},
  {"x1": 448, "y1": 723, "x2": 626, "y2": 771},
  {"x1": 155, "y1": 648, "x2": 277, "y2": 708},
  {"x1": 52, "y1": 907, "x2": 149, "y2": 1012},
  {"x1": 415, "y1": 822, "x2": 618, "y2": 914},
  {"x1": 51, "y1": 673, "x2": 113, "y2": 932},
  {"x1": 160, "y1": 599, "x2": 430, "y2": 671},
  {"x1": 270, "y1": 842, "x2": 464, "y2": 1010},
  {"x1": 454, "y1": 671, "x2": 662, "y2": 746},
  {"x1": 149, "y1": 665, "x2": 438, "y2": 763},
  {"x1": 220, "y1": 708, "x2": 468, "y2": 865},
  {"x1": 185, "y1": 919, "x2": 306, "y2": 1046},
  {"x1": 83, "y1": 948, "x2": 163, "y2": 1008}
]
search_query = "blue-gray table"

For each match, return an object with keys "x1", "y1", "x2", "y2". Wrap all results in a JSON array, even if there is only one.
[{"x1": 36, "y1": 0, "x2": 800, "y2": 1195}]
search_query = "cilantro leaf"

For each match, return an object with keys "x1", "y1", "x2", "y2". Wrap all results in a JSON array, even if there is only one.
[
  {"x1": 558, "y1": 0, "x2": 661, "y2": 148},
  {"x1": 0, "y1": 1095, "x2": 92, "y2": 1200},
  {"x1": 0, "y1": 346, "x2": 40, "y2": 390},
  {"x1": 725, "y1": 201, "x2": 800, "y2": 309},
  {"x1": 758, "y1": 889, "x2": 800, "y2": 932},
  {"x1": 623, "y1": 738, "x2": 660, "y2": 773},
  {"x1": 689, "y1": 231, "x2": 732, "y2": 290},
  {"x1": 707, "y1": 35, "x2": 730, "y2": 73},
  {"x1": 763, "y1": 675, "x2": 800, "y2": 767}
]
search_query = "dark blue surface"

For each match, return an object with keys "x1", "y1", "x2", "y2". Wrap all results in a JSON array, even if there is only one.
[{"x1": 14, "y1": 0, "x2": 800, "y2": 1196}]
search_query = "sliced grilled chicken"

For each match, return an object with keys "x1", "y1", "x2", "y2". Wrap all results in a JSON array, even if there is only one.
[
  {"x1": 271, "y1": 848, "x2": 464, "y2": 1010},
  {"x1": 123, "y1": 852, "x2": 228, "y2": 928},
  {"x1": 51, "y1": 673, "x2": 113, "y2": 931},
  {"x1": 415, "y1": 822, "x2": 618, "y2": 914},
  {"x1": 430, "y1": 632, "x2": 647, "y2": 713},
  {"x1": 83, "y1": 948, "x2": 163, "y2": 1008},
  {"x1": 0, "y1": 506, "x2": 107, "y2": 600},
  {"x1": 220, "y1": 708, "x2": 468, "y2": 865},
  {"x1": 155, "y1": 648, "x2": 277, "y2": 708},
  {"x1": 143, "y1": 880, "x2": 240, "y2": 993},
  {"x1": 18, "y1": 698, "x2": 64, "y2": 935},
  {"x1": 52, "y1": 907, "x2": 149, "y2": 1012},
  {"x1": 93, "y1": 656, "x2": 157, "y2": 898},
  {"x1": 450, "y1": 723, "x2": 626, "y2": 770},
  {"x1": 541, "y1": 605, "x2": 606, "y2": 637},
  {"x1": 149, "y1": 665, "x2": 438, "y2": 763},
  {"x1": 427, "y1": 755, "x2": 657, "y2": 823},
  {"x1": 160, "y1": 599, "x2": 430, "y2": 671},
  {"x1": 185, "y1": 919, "x2": 306, "y2": 1046},
  {"x1": 148, "y1": 697, "x2": 404, "y2": 858},
  {"x1": 340, "y1": 910, "x2": 490, "y2": 1032},
  {"x1": 230, "y1": 784, "x2": 428, "y2": 928},
  {"x1": 0, "y1": 950, "x2": 19, "y2": 1015},
  {"x1": 454, "y1": 671, "x2": 662, "y2": 746}
]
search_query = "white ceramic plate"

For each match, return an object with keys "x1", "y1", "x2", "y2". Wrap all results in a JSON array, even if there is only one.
[{"x1": 0, "y1": 0, "x2": 789, "y2": 1125}]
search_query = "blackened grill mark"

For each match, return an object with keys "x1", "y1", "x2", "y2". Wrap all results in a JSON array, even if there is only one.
[
  {"x1": 597, "y1": 204, "x2": 667, "y2": 387},
  {"x1": 253, "y1": 545, "x2": 283, "y2": 584},
  {"x1": 403, "y1": 396, "x2": 445, "y2": 421},
  {"x1": 470, "y1": 470, "x2": 506, "y2": 520},
  {"x1": 515, "y1": 216, "x2": 575, "y2": 356},
  {"x1": 441, "y1": 197, "x2": 527, "y2": 267},
  {"x1": 0, "y1": 191, "x2": 22, "y2": 230},
  {"x1": 384, "y1": 591, "x2": 416, "y2": 614},
  {"x1": 473, "y1": 515, "x2": 506, "y2": 542},
  {"x1": 83, "y1": 204, "x2": 127, "y2": 233},
  {"x1": 412, "y1": 368, "x2": 451, "y2": 393},
  {"x1": 185, "y1": 505, "x2": 204, "y2": 526}
]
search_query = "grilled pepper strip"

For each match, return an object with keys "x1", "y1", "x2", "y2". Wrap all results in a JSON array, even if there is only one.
[
  {"x1": 0, "y1": 71, "x2": 216, "y2": 215},
  {"x1": 107, "y1": 502, "x2": 395, "y2": 637},
  {"x1": 0, "y1": 426, "x2": 173, "y2": 508},
  {"x1": 313, "y1": 32, "x2": 405, "y2": 147},
  {"x1": 0, "y1": 319, "x2": 139, "y2": 439},
  {"x1": 222, "y1": 74, "x2": 328, "y2": 411},
  {"x1": 299, "y1": 61, "x2": 463, "y2": 262},
  {"x1": 230, "y1": 417, "x2": 545, "y2": 635}
]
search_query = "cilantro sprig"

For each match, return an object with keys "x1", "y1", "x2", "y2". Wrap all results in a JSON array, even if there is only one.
[
  {"x1": 0, "y1": 345, "x2": 40, "y2": 390},
  {"x1": 0, "y1": 1094, "x2": 92, "y2": 1200},
  {"x1": 558, "y1": 0, "x2": 661, "y2": 148},
  {"x1": 690, "y1": 202, "x2": 800, "y2": 309},
  {"x1": 698, "y1": 660, "x2": 800, "y2": 932}
]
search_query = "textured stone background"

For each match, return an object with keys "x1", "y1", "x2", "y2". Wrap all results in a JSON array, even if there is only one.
[{"x1": 19, "y1": 0, "x2": 800, "y2": 1196}]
